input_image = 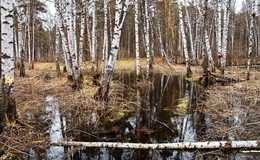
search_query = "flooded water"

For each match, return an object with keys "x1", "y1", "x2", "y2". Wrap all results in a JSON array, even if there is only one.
[{"x1": 42, "y1": 73, "x2": 260, "y2": 160}]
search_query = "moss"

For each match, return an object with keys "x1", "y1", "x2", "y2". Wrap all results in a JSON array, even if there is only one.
[
  {"x1": 1, "y1": 153, "x2": 16, "y2": 159},
  {"x1": 185, "y1": 75, "x2": 201, "y2": 82},
  {"x1": 211, "y1": 72, "x2": 220, "y2": 76},
  {"x1": 82, "y1": 89, "x2": 91, "y2": 93},
  {"x1": 117, "y1": 112, "x2": 125, "y2": 117},
  {"x1": 36, "y1": 103, "x2": 43, "y2": 107},
  {"x1": 175, "y1": 97, "x2": 189, "y2": 115},
  {"x1": 32, "y1": 140, "x2": 44, "y2": 144},
  {"x1": 0, "y1": 150, "x2": 4, "y2": 157}
]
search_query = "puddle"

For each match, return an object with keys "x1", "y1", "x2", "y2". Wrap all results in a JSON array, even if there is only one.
[
  {"x1": 40, "y1": 73, "x2": 259, "y2": 159},
  {"x1": 45, "y1": 96, "x2": 65, "y2": 159}
]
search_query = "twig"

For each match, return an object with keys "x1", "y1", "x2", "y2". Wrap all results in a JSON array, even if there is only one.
[
  {"x1": 0, "y1": 141, "x2": 34, "y2": 158},
  {"x1": 154, "y1": 120, "x2": 175, "y2": 134}
]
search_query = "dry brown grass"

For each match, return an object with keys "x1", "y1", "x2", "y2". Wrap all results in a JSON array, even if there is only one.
[
  {"x1": 199, "y1": 80, "x2": 260, "y2": 141},
  {"x1": 1, "y1": 62, "x2": 139, "y2": 158},
  {"x1": 1, "y1": 59, "x2": 259, "y2": 158}
]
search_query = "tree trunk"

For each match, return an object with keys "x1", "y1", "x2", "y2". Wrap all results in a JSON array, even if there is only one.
[
  {"x1": 152, "y1": 4, "x2": 173, "y2": 70},
  {"x1": 102, "y1": 0, "x2": 109, "y2": 73},
  {"x1": 135, "y1": 0, "x2": 141, "y2": 78},
  {"x1": 1, "y1": 0, "x2": 15, "y2": 81},
  {"x1": 52, "y1": 140, "x2": 260, "y2": 150},
  {"x1": 94, "y1": 0, "x2": 129, "y2": 101},
  {"x1": 29, "y1": 0, "x2": 35, "y2": 69},
  {"x1": 178, "y1": 3, "x2": 192, "y2": 76},
  {"x1": 184, "y1": 0, "x2": 196, "y2": 62},
  {"x1": 205, "y1": 30, "x2": 215, "y2": 72},
  {"x1": 216, "y1": 0, "x2": 222, "y2": 69},
  {"x1": 144, "y1": 0, "x2": 151, "y2": 79},
  {"x1": 164, "y1": 0, "x2": 176, "y2": 58},
  {"x1": 247, "y1": 0, "x2": 256, "y2": 80},
  {"x1": 91, "y1": 0, "x2": 97, "y2": 72},
  {"x1": 0, "y1": 0, "x2": 17, "y2": 132},
  {"x1": 55, "y1": 24, "x2": 61, "y2": 76},
  {"x1": 55, "y1": 0, "x2": 73, "y2": 80},
  {"x1": 221, "y1": 0, "x2": 231, "y2": 74}
]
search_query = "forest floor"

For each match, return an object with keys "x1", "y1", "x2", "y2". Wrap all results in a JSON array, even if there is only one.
[{"x1": 0, "y1": 58, "x2": 259, "y2": 159}]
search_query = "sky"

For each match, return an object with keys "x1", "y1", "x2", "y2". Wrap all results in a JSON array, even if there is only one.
[
  {"x1": 46, "y1": 1, "x2": 55, "y2": 16},
  {"x1": 45, "y1": 0, "x2": 246, "y2": 16},
  {"x1": 235, "y1": 0, "x2": 244, "y2": 12}
]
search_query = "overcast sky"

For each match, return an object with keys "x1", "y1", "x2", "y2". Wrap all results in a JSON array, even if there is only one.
[{"x1": 44, "y1": 0, "x2": 248, "y2": 17}]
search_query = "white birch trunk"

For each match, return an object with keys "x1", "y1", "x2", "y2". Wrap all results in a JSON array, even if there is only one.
[
  {"x1": 85, "y1": 4, "x2": 92, "y2": 60},
  {"x1": 196, "y1": 0, "x2": 215, "y2": 72},
  {"x1": 27, "y1": 22, "x2": 31, "y2": 65},
  {"x1": 178, "y1": 2, "x2": 192, "y2": 75},
  {"x1": 108, "y1": 5, "x2": 113, "y2": 45},
  {"x1": 91, "y1": 0, "x2": 97, "y2": 72},
  {"x1": 95, "y1": 0, "x2": 130, "y2": 101},
  {"x1": 55, "y1": 17, "x2": 61, "y2": 75},
  {"x1": 247, "y1": 0, "x2": 256, "y2": 80},
  {"x1": 79, "y1": 0, "x2": 86, "y2": 73},
  {"x1": 184, "y1": 0, "x2": 196, "y2": 62},
  {"x1": 17, "y1": 2, "x2": 24, "y2": 64},
  {"x1": 205, "y1": 30, "x2": 215, "y2": 72},
  {"x1": 55, "y1": 0, "x2": 73, "y2": 77},
  {"x1": 31, "y1": 13, "x2": 35, "y2": 69},
  {"x1": 144, "y1": 0, "x2": 151, "y2": 79},
  {"x1": 70, "y1": 0, "x2": 80, "y2": 82},
  {"x1": 105, "y1": 0, "x2": 129, "y2": 74},
  {"x1": 156, "y1": 19, "x2": 165, "y2": 58},
  {"x1": 221, "y1": 0, "x2": 230, "y2": 74},
  {"x1": 53, "y1": 140, "x2": 260, "y2": 150},
  {"x1": 194, "y1": 0, "x2": 203, "y2": 61},
  {"x1": 217, "y1": 0, "x2": 222, "y2": 67},
  {"x1": 135, "y1": 0, "x2": 140, "y2": 77},
  {"x1": 102, "y1": 0, "x2": 109, "y2": 73},
  {"x1": 1, "y1": 0, "x2": 15, "y2": 82}
]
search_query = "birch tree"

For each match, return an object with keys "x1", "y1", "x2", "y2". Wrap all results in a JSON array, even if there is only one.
[
  {"x1": 216, "y1": 0, "x2": 222, "y2": 69},
  {"x1": 91, "y1": 0, "x2": 97, "y2": 72},
  {"x1": 205, "y1": 30, "x2": 215, "y2": 72},
  {"x1": 70, "y1": 0, "x2": 81, "y2": 84},
  {"x1": 95, "y1": 0, "x2": 130, "y2": 101},
  {"x1": 135, "y1": 0, "x2": 141, "y2": 78},
  {"x1": 221, "y1": 0, "x2": 231, "y2": 74},
  {"x1": 55, "y1": 0, "x2": 73, "y2": 80},
  {"x1": 102, "y1": 0, "x2": 109, "y2": 73},
  {"x1": 184, "y1": 0, "x2": 196, "y2": 62},
  {"x1": 201, "y1": 0, "x2": 209, "y2": 74},
  {"x1": 144, "y1": 0, "x2": 151, "y2": 79},
  {"x1": 178, "y1": 2, "x2": 192, "y2": 76},
  {"x1": 247, "y1": 0, "x2": 256, "y2": 80},
  {"x1": 196, "y1": 0, "x2": 215, "y2": 72},
  {"x1": 1, "y1": 0, "x2": 15, "y2": 82},
  {"x1": 16, "y1": 1, "x2": 26, "y2": 77},
  {"x1": 55, "y1": 20, "x2": 61, "y2": 76},
  {"x1": 0, "y1": 0, "x2": 17, "y2": 130}
]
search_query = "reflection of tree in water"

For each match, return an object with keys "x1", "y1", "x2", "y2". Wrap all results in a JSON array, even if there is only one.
[{"x1": 47, "y1": 73, "x2": 257, "y2": 159}]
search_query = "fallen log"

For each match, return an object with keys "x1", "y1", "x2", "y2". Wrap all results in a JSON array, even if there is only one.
[
  {"x1": 52, "y1": 140, "x2": 260, "y2": 150},
  {"x1": 213, "y1": 74, "x2": 245, "y2": 83}
]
